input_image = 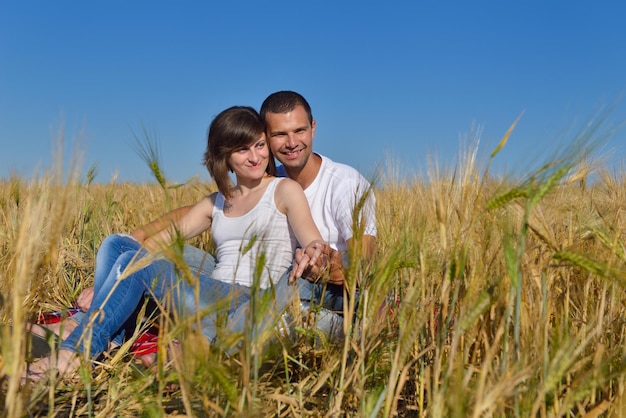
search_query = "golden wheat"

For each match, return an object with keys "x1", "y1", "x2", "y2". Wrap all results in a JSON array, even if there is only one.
[{"x1": 3, "y1": 126, "x2": 626, "y2": 416}]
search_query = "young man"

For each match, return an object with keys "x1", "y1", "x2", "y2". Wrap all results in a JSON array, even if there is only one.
[{"x1": 259, "y1": 91, "x2": 376, "y2": 311}]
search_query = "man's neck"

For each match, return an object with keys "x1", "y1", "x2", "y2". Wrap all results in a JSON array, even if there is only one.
[{"x1": 285, "y1": 153, "x2": 322, "y2": 190}]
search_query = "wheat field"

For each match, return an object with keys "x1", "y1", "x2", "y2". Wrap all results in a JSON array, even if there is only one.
[{"x1": 2, "y1": 124, "x2": 626, "y2": 417}]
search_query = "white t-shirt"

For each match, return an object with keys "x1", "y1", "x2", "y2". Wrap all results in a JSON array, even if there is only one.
[
  {"x1": 211, "y1": 178, "x2": 297, "y2": 288},
  {"x1": 277, "y1": 154, "x2": 377, "y2": 267}
]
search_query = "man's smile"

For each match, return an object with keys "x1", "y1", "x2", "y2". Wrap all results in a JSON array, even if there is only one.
[{"x1": 281, "y1": 147, "x2": 304, "y2": 159}]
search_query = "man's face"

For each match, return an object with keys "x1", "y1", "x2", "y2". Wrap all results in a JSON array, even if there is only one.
[{"x1": 265, "y1": 105, "x2": 316, "y2": 172}]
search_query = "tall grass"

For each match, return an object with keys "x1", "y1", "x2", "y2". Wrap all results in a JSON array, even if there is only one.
[{"x1": 2, "y1": 118, "x2": 626, "y2": 416}]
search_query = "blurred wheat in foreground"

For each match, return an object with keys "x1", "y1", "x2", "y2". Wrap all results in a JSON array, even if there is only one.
[{"x1": 2, "y1": 123, "x2": 626, "y2": 417}]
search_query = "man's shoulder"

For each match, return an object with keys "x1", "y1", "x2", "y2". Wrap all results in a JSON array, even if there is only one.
[{"x1": 319, "y1": 155, "x2": 369, "y2": 184}]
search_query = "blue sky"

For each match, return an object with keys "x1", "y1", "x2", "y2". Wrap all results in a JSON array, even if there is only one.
[{"x1": 1, "y1": 1, "x2": 625, "y2": 184}]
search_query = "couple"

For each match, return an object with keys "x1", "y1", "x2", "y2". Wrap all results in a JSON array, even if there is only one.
[{"x1": 25, "y1": 91, "x2": 377, "y2": 380}]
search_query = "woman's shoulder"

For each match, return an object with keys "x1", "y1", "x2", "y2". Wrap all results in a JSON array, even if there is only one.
[
  {"x1": 198, "y1": 191, "x2": 219, "y2": 211},
  {"x1": 275, "y1": 177, "x2": 303, "y2": 193},
  {"x1": 273, "y1": 177, "x2": 306, "y2": 213}
]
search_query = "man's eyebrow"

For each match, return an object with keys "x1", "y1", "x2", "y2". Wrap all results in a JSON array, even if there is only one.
[{"x1": 269, "y1": 125, "x2": 309, "y2": 136}]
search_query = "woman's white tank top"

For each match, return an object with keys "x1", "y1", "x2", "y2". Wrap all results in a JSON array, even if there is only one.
[{"x1": 210, "y1": 178, "x2": 296, "y2": 288}]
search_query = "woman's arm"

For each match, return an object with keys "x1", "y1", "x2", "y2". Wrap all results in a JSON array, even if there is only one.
[
  {"x1": 275, "y1": 179, "x2": 328, "y2": 281},
  {"x1": 130, "y1": 205, "x2": 194, "y2": 243},
  {"x1": 143, "y1": 195, "x2": 216, "y2": 252}
]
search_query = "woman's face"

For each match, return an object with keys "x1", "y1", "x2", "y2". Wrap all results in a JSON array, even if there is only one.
[{"x1": 228, "y1": 133, "x2": 270, "y2": 181}]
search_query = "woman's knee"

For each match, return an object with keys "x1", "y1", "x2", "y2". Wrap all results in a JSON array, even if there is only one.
[{"x1": 96, "y1": 235, "x2": 138, "y2": 262}]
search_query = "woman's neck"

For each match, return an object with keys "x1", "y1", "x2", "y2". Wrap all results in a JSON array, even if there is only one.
[{"x1": 233, "y1": 174, "x2": 272, "y2": 197}]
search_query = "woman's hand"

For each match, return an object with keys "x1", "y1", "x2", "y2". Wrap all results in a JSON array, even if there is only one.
[
  {"x1": 288, "y1": 242, "x2": 345, "y2": 285},
  {"x1": 76, "y1": 287, "x2": 95, "y2": 312},
  {"x1": 289, "y1": 241, "x2": 326, "y2": 284}
]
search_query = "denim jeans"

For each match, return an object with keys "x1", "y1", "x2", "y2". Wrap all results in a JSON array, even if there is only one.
[
  {"x1": 219, "y1": 273, "x2": 347, "y2": 352},
  {"x1": 60, "y1": 234, "x2": 184, "y2": 357},
  {"x1": 60, "y1": 235, "x2": 288, "y2": 357},
  {"x1": 182, "y1": 244, "x2": 345, "y2": 311},
  {"x1": 163, "y1": 247, "x2": 338, "y2": 346},
  {"x1": 66, "y1": 239, "x2": 219, "y2": 352},
  {"x1": 62, "y1": 235, "x2": 344, "y2": 358}
]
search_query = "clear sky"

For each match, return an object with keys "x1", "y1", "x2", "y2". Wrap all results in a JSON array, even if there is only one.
[{"x1": 1, "y1": 1, "x2": 625, "y2": 184}]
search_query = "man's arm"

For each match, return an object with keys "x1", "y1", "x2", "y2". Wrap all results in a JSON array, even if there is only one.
[
  {"x1": 352, "y1": 235, "x2": 376, "y2": 262},
  {"x1": 130, "y1": 205, "x2": 194, "y2": 243}
]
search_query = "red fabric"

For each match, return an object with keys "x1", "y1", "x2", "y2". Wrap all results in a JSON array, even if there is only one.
[
  {"x1": 36, "y1": 309, "x2": 177, "y2": 357},
  {"x1": 130, "y1": 331, "x2": 160, "y2": 356},
  {"x1": 37, "y1": 308, "x2": 81, "y2": 324}
]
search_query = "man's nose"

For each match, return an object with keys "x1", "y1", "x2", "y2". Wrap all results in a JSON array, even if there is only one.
[{"x1": 285, "y1": 133, "x2": 297, "y2": 147}]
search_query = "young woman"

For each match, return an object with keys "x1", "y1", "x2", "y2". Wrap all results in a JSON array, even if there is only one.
[{"x1": 24, "y1": 106, "x2": 326, "y2": 380}]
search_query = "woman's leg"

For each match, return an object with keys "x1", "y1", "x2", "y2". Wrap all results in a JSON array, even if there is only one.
[
  {"x1": 222, "y1": 270, "x2": 295, "y2": 353},
  {"x1": 24, "y1": 251, "x2": 179, "y2": 380},
  {"x1": 176, "y1": 272, "x2": 250, "y2": 342},
  {"x1": 85, "y1": 234, "x2": 145, "y2": 347},
  {"x1": 93, "y1": 234, "x2": 142, "y2": 293},
  {"x1": 183, "y1": 245, "x2": 216, "y2": 276},
  {"x1": 60, "y1": 251, "x2": 176, "y2": 358}
]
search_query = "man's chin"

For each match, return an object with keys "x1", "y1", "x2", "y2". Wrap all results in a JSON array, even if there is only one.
[{"x1": 279, "y1": 162, "x2": 300, "y2": 172}]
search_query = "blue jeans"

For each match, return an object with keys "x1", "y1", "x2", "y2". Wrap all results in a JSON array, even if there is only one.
[
  {"x1": 60, "y1": 234, "x2": 219, "y2": 357},
  {"x1": 62, "y1": 235, "x2": 343, "y2": 358},
  {"x1": 68, "y1": 240, "x2": 218, "y2": 348},
  {"x1": 169, "y1": 247, "x2": 343, "y2": 345},
  {"x1": 219, "y1": 273, "x2": 346, "y2": 351},
  {"x1": 181, "y1": 245, "x2": 345, "y2": 311},
  {"x1": 60, "y1": 235, "x2": 184, "y2": 357},
  {"x1": 60, "y1": 235, "x2": 288, "y2": 357}
]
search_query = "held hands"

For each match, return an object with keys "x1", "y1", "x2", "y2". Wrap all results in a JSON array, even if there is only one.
[
  {"x1": 289, "y1": 241, "x2": 326, "y2": 284},
  {"x1": 288, "y1": 241, "x2": 345, "y2": 286}
]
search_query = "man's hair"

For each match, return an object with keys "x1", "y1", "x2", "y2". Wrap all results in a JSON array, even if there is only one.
[
  {"x1": 260, "y1": 91, "x2": 313, "y2": 124},
  {"x1": 203, "y1": 106, "x2": 275, "y2": 198}
]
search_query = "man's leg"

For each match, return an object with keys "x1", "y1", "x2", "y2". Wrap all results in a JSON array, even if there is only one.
[{"x1": 286, "y1": 279, "x2": 345, "y2": 340}]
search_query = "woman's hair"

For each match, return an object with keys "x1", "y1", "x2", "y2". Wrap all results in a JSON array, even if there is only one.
[{"x1": 203, "y1": 106, "x2": 275, "y2": 198}]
